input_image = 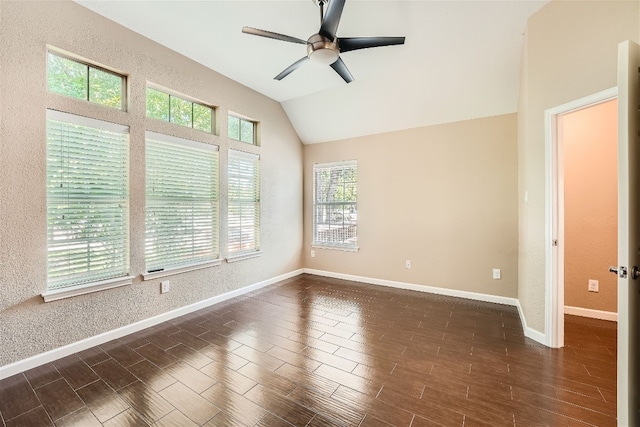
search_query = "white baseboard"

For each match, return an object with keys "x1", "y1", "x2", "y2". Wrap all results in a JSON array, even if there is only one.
[
  {"x1": 515, "y1": 300, "x2": 547, "y2": 345},
  {"x1": 303, "y1": 268, "x2": 519, "y2": 307},
  {"x1": 0, "y1": 269, "x2": 304, "y2": 380},
  {"x1": 564, "y1": 305, "x2": 618, "y2": 322}
]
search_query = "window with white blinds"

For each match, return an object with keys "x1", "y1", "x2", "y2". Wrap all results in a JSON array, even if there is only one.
[
  {"x1": 228, "y1": 149, "x2": 260, "y2": 256},
  {"x1": 313, "y1": 161, "x2": 358, "y2": 249},
  {"x1": 145, "y1": 133, "x2": 219, "y2": 272},
  {"x1": 46, "y1": 110, "x2": 130, "y2": 290}
]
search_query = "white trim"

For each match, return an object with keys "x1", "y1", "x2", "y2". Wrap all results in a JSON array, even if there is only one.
[
  {"x1": 145, "y1": 131, "x2": 219, "y2": 152},
  {"x1": 313, "y1": 159, "x2": 358, "y2": 169},
  {"x1": 143, "y1": 260, "x2": 222, "y2": 281},
  {"x1": 564, "y1": 306, "x2": 618, "y2": 322},
  {"x1": 229, "y1": 148, "x2": 259, "y2": 161},
  {"x1": 544, "y1": 86, "x2": 618, "y2": 348},
  {"x1": 311, "y1": 244, "x2": 359, "y2": 253},
  {"x1": 41, "y1": 276, "x2": 134, "y2": 303},
  {"x1": 47, "y1": 109, "x2": 128, "y2": 133},
  {"x1": 2, "y1": 269, "x2": 303, "y2": 379},
  {"x1": 515, "y1": 300, "x2": 547, "y2": 344},
  {"x1": 304, "y1": 269, "x2": 518, "y2": 307},
  {"x1": 226, "y1": 251, "x2": 263, "y2": 263}
]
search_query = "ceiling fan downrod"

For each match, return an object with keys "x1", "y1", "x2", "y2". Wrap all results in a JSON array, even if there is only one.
[{"x1": 314, "y1": 0, "x2": 329, "y2": 26}]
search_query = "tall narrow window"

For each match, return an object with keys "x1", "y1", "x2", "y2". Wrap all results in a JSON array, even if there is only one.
[
  {"x1": 313, "y1": 161, "x2": 358, "y2": 250},
  {"x1": 145, "y1": 133, "x2": 219, "y2": 273},
  {"x1": 228, "y1": 149, "x2": 260, "y2": 256},
  {"x1": 47, "y1": 51, "x2": 125, "y2": 110},
  {"x1": 46, "y1": 110, "x2": 130, "y2": 291}
]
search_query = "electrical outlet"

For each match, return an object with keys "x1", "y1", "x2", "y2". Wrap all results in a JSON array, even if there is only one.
[
  {"x1": 492, "y1": 269, "x2": 501, "y2": 280},
  {"x1": 588, "y1": 279, "x2": 599, "y2": 292},
  {"x1": 405, "y1": 260, "x2": 411, "y2": 269},
  {"x1": 311, "y1": 250, "x2": 315, "y2": 258},
  {"x1": 161, "y1": 280, "x2": 170, "y2": 294}
]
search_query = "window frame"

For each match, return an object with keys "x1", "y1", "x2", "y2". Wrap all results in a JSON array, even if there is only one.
[
  {"x1": 143, "y1": 131, "x2": 221, "y2": 280},
  {"x1": 312, "y1": 160, "x2": 359, "y2": 252},
  {"x1": 47, "y1": 49, "x2": 127, "y2": 111}
]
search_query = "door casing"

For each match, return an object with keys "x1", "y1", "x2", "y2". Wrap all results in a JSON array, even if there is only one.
[{"x1": 544, "y1": 87, "x2": 618, "y2": 348}]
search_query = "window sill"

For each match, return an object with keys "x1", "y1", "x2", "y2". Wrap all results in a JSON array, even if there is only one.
[
  {"x1": 312, "y1": 244, "x2": 360, "y2": 253},
  {"x1": 41, "y1": 276, "x2": 134, "y2": 303},
  {"x1": 226, "y1": 251, "x2": 263, "y2": 263},
  {"x1": 143, "y1": 259, "x2": 222, "y2": 281}
]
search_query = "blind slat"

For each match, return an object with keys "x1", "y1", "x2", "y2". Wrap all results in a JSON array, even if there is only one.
[
  {"x1": 46, "y1": 112, "x2": 130, "y2": 290},
  {"x1": 228, "y1": 149, "x2": 260, "y2": 254},
  {"x1": 145, "y1": 134, "x2": 219, "y2": 271}
]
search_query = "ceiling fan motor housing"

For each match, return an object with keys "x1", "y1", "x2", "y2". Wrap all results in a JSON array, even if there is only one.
[{"x1": 307, "y1": 34, "x2": 339, "y2": 65}]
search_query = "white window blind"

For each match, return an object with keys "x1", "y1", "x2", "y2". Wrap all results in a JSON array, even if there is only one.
[
  {"x1": 145, "y1": 132, "x2": 219, "y2": 272},
  {"x1": 46, "y1": 110, "x2": 130, "y2": 290},
  {"x1": 313, "y1": 161, "x2": 358, "y2": 249},
  {"x1": 228, "y1": 149, "x2": 260, "y2": 255}
]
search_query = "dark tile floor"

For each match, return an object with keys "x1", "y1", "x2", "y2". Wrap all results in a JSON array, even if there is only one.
[{"x1": 0, "y1": 274, "x2": 617, "y2": 426}]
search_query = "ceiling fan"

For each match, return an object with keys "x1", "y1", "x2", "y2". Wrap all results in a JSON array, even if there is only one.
[{"x1": 242, "y1": 0, "x2": 406, "y2": 83}]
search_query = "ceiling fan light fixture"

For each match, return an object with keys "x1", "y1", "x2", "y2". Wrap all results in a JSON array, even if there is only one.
[
  {"x1": 307, "y1": 34, "x2": 339, "y2": 65},
  {"x1": 308, "y1": 48, "x2": 339, "y2": 65}
]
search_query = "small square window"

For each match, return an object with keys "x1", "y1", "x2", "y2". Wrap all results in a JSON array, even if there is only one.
[
  {"x1": 228, "y1": 115, "x2": 257, "y2": 145},
  {"x1": 170, "y1": 96, "x2": 193, "y2": 128},
  {"x1": 146, "y1": 87, "x2": 170, "y2": 121},
  {"x1": 193, "y1": 103, "x2": 213, "y2": 132}
]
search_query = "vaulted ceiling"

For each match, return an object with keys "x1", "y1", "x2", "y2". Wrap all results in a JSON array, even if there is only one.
[{"x1": 75, "y1": 0, "x2": 547, "y2": 144}]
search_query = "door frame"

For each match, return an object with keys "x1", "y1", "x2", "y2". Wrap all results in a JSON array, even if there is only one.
[{"x1": 544, "y1": 87, "x2": 618, "y2": 348}]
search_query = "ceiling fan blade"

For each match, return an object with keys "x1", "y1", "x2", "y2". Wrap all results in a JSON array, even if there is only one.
[
  {"x1": 319, "y1": 0, "x2": 345, "y2": 40},
  {"x1": 274, "y1": 57, "x2": 309, "y2": 80},
  {"x1": 242, "y1": 26, "x2": 308, "y2": 45},
  {"x1": 338, "y1": 36, "x2": 406, "y2": 53},
  {"x1": 330, "y1": 57, "x2": 353, "y2": 83}
]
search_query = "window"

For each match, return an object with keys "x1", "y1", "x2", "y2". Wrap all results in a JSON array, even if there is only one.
[
  {"x1": 228, "y1": 149, "x2": 260, "y2": 257},
  {"x1": 228, "y1": 115, "x2": 256, "y2": 145},
  {"x1": 313, "y1": 161, "x2": 358, "y2": 250},
  {"x1": 47, "y1": 51, "x2": 125, "y2": 110},
  {"x1": 145, "y1": 133, "x2": 219, "y2": 274},
  {"x1": 46, "y1": 110, "x2": 130, "y2": 291},
  {"x1": 146, "y1": 87, "x2": 213, "y2": 133}
]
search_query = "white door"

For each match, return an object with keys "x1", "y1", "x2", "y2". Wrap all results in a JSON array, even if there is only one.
[{"x1": 616, "y1": 39, "x2": 640, "y2": 425}]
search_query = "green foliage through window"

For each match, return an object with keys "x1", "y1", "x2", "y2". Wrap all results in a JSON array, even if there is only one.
[
  {"x1": 228, "y1": 115, "x2": 256, "y2": 145},
  {"x1": 146, "y1": 87, "x2": 213, "y2": 133},
  {"x1": 46, "y1": 110, "x2": 130, "y2": 289},
  {"x1": 47, "y1": 51, "x2": 124, "y2": 109},
  {"x1": 313, "y1": 161, "x2": 358, "y2": 248},
  {"x1": 146, "y1": 134, "x2": 219, "y2": 271}
]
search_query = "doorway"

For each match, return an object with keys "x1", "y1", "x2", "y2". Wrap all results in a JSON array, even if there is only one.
[{"x1": 545, "y1": 87, "x2": 618, "y2": 348}]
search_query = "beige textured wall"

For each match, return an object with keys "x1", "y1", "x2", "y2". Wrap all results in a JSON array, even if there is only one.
[
  {"x1": 518, "y1": 0, "x2": 638, "y2": 332},
  {"x1": 303, "y1": 114, "x2": 518, "y2": 299},
  {"x1": 0, "y1": 1, "x2": 303, "y2": 367},
  {"x1": 562, "y1": 100, "x2": 618, "y2": 313}
]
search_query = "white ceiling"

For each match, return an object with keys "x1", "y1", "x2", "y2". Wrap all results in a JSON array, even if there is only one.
[{"x1": 75, "y1": 0, "x2": 547, "y2": 144}]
